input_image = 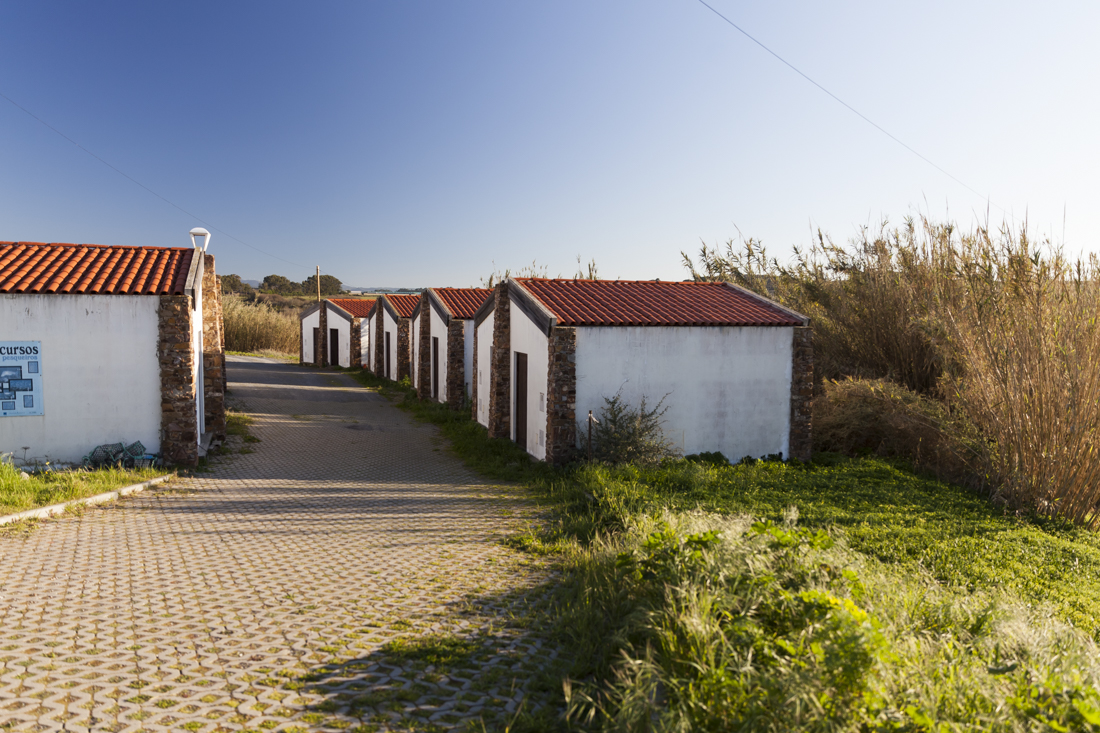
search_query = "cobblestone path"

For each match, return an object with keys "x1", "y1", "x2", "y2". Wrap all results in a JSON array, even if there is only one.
[{"x1": 0, "y1": 357, "x2": 559, "y2": 732}]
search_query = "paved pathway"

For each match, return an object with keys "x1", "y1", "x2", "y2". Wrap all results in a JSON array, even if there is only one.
[{"x1": 0, "y1": 358, "x2": 558, "y2": 732}]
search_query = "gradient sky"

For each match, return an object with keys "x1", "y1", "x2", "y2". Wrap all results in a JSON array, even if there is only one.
[{"x1": 2, "y1": 1, "x2": 1097, "y2": 288}]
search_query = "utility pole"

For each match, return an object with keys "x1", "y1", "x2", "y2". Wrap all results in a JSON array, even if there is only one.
[{"x1": 316, "y1": 265, "x2": 321, "y2": 302}]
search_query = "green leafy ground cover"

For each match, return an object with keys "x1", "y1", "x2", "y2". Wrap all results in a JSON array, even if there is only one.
[
  {"x1": 347, "y1": 367, "x2": 1100, "y2": 730},
  {"x1": 0, "y1": 460, "x2": 164, "y2": 515}
]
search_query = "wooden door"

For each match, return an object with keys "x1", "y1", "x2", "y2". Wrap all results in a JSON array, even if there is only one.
[
  {"x1": 385, "y1": 332, "x2": 392, "y2": 379},
  {"x1": 432, "y1": 337, "x2": 440, "y2": 400},
  {"x1": 330, "y1": 329, "x2": 339, "y2": 366},
  {"x1": 514, "y1": 352, "x2": 528, "y2": 448},
  {"x1": 312, "y1": 327, "x2": 320, "y2": 366}
]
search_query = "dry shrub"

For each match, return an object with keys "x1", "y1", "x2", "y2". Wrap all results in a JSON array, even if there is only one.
[
  {"x1": 685, "y1": 217, "x2": 1100, "y2": 526},
  {"x1": 936, "y1": 231, "x2": 1100, "y2": 526},
  {"x1": 814, "y1": 378, "x2": 988, "y2": 491},
  {"x1": 222, "y1": 294, "x2": 299, "y2": 354}
]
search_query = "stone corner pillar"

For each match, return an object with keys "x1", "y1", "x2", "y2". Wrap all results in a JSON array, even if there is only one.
[
  {"x1": 546, "y1": 326, "x2": 577, "y2": 465},
  {"x1": 417, "y1": 295, "x2": 432, "y2": 400},
  {"x1": 789, "y1": 325, "x2": 813, "y2": 462},
  {"x1": 487, "y1": 281, "x2": 511, "y2": 439},
  {"x1": 201, "y1": 254, "x2": 226, "y2": 441},
  {"x1": 158, "y1": 294, "x2": 199, "y2": 467},
  {"x1": 446, "y1": 319, "x2": 466, "y2": 410}
]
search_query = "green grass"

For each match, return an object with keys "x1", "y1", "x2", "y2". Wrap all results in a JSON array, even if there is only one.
[
  {"x1": 345, "y1": 365, "x2": 1100, "y2": 730},
  {"x1": 0, "y1": 461, "x2": 167, "y2": 516}
]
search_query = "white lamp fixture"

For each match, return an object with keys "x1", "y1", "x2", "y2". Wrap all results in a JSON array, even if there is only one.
[{"x1": 190, "y1": 227, "x2": 211, "y2": 252}]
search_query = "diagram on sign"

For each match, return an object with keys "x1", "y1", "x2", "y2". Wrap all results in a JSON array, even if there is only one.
[
  {"x1": 0, "y1": 342, "x2": 43, "y2": 416},
  {"x1": 0, "y1": 365, "x2": 37, "y2": 411}
]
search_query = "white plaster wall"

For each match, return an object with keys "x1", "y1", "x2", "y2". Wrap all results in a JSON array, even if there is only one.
[
  {"x1": 365, "y1": 314, "x2": 375, "y2": 371},
  {"x1": 326, "y1": 305, "x2": 351, "y2": 368},
  {"x1": 360, "y1": 318, "x2": 370, "y2": 367},
  {"x1": 510, "y1": 305, "x2": 549, "y2": 461},
  {"x1": 0, "y1": 294, "x2": 164, "y2": 465},
  {"x1": 382, "y1": 309, "x2": 399, "y2": 380},
  {"x1": 475, "y1": 313, "x2": 493, "y2": 427},
  {"x1": 463, "y1": 319, "x2": 475, "y2": 404},
  {"x1": 574, "y1": 326, "x2": 793, "y2": 460},
  {"x1": 191, "y1": 273, "x2": 204, "y2": 437},
  {"x1": 429, "y1": 306, "x2": 449, "y2": 403},
  {"x1": 301, "y1": 310, "x2": 320, "y2": 363},
  {"x1": 410, "y1": 313, "x2": 420, "y2": 389}
]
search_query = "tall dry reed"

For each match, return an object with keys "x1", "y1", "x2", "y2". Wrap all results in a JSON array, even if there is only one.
[
  {"x1": 222, "y1": 294, "x2": 299, "y2": 354},
  {"x1": 684, "y1": 217, "x2": 1100, "y2": 526}
]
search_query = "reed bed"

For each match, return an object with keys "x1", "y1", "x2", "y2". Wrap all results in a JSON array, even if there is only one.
[
  {"x1": 685, "y1": 217, "x2": 1100, "y2": 526},
  {"x1": 222, "y1": 294, "x2": 299, "y2": 354}
]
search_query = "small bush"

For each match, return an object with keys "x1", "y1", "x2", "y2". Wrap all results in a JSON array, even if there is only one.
[
  {"x1": 222, "y1": 294, "x2": 299, "y2": 354},
  {"x1": 582, "y1": 391, "x2": 679, "y2": 465},
  {"x1": 814, "y1": 377, "x2": 989, "y2": 490}
]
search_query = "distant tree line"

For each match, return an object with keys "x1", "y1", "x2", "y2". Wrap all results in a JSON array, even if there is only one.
[{"x1": 220, "y1": 273, "x2": 343, "y2": 297}]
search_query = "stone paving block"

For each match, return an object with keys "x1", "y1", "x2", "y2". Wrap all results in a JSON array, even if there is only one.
[{"x1": 0, "y1": 358, "x2": 560, "y2": 731}]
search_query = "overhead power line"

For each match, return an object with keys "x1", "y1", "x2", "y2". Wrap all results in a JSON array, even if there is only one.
[
  {"x1": 695, "y1": 0, "x2": 1002, "y2": 214},
  {"x1": 0, "y1": 89, "x2": 328, "y2": 274}
]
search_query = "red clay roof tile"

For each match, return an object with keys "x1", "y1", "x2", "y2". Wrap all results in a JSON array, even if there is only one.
[
  {"x1": 385, "y1": 293, "x2": 420, "y2": 318},
  {"x1": 328, "y1": 298, "x2": 376, "y2": 318},
  {"x1": 513, "y1": 278, "x2": 802, "y2": 327},
  {"x1": 431, "y1": 287, "x2": 492, "y2": 319},
  {"x1": 0, "y1": 242, "x2": 194, "y2": 295}
]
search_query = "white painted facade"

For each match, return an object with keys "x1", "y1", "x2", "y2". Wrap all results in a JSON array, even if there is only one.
[
  {"x1": 574, "y1": 326, "x2": 793, "y2": 460},
  {"x1": 365, "y1": 313, "x2": 376, "y2": 371},
  {"x1": 428, "y1": 303, "x2": 449, "y2": 403},
  {"x1": 462, "y1": 319, "x2": 475, "y2": 403},
  {"x1": 325, "y1": 303, "x2": 352, "y2": 368},
  {"x1": 381, "y1": 307, "x2": 400, "y2": 380},
  {"x1": 301, "y1": 308, "x2": 320, "y2": 364},
  {"x1": 509, "y1": 304, "x2": 550, "y2": 460},
  {"x1": 0, "y1": 294, "x2": 164, "y2": 465},
  {"x1": 410, "y1": 312, "x2": 420, "y2": 390},
  {"x1": 475, "y1": 312, "x2": 493, "y2": 427},
  {"x1": 360, "y1": 317, "x2": 371, "y2": 367}
]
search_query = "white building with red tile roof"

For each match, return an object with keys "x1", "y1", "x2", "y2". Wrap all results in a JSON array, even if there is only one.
[
  {"x1": 0, "y1": 238, "x2": 225, "y2": 467},
  {"x1": 370, "y1": 293, "x2": 419, "y2": 381},
  {"x1": 472, "y1": 278, "x2": 812, "y2": 464},
  {"x1": 299, "y1": 298, "x2": 376, "y2": 368},
  {"x1": 410, "y1": 287, "x2": 491, "y2": 408}
]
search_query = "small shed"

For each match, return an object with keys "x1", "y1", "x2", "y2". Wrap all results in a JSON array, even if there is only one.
[
  {"x1": 299, "y1": 298, "x2": 375, "y2": 368},
  {"x1": 0, "y1": 238, "x2": 226, "y2": 467},
  {"x1": 472, "y1": 278, "x2": 812, "y2": 464},
  {"x1": 411, "y1": 287, "x2": 491, "y2": 408},
  {"x1": 372, "y1": 293, "x2": 419, "y2": 381}
]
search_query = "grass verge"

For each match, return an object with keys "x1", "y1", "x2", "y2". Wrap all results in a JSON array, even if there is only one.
[
  {"x1": 347, "y1": 366, "x2": 1100, "y2": 730},
  {"x1": 0, "y1": 461, "x2": 166, "y2": 516}
]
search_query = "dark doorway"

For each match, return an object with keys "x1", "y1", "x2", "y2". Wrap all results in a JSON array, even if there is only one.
[
  {"x1": 312, "y1": 327, "x2": 320, "y2": 366},
  {"x1": 432, "y1": 336, "x2": 440, "y2": 400},
  {"x1": 330, "y1": 329, "x2": 339, "y2": 366},
  {"x1": 385, "y1": 332, "x2": 392, "y2": 379},
  {"x1": 514, "y1": 351, "x2": 528, "y2": 448}
]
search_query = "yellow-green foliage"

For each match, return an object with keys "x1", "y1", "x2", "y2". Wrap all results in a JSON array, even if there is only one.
[
  {"x1": 0, "y1": 459, "x2": 163, "y2": 514},
  {"x1": 222, "y1": 294, "x2": 299, "y2": 354}
]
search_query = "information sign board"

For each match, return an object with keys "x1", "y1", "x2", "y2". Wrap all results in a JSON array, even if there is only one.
[{"x1": 0, "y1": 342, "x2": 43, "y2": 416}]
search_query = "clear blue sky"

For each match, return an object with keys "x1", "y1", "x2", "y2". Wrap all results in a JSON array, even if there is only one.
[{"x1": 2, "y1": 2, "x2": 1097, "y2": 288}]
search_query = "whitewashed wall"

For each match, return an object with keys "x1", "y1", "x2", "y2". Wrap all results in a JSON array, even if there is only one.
[
  {"x1": 510, "y1": 306, "x2": 549, "y2": 460},
  {"x1": 410, "y1": 313, "x2": 420, "y2": 389},
  {"x1": 475, "y1": 313, "x2": 493, "y2": 427},
  {"x1": 382, "y1": 309, "x2": 399, "y2": 380},
  {"x1": 191, "y1": 270, "x2": 204, "y2": 437},
  {"x1": 301, "y1": 309, "x2": 320, "y2": 364},
  {"x1": 365, "y1": 314, "x2": 375, "y2": 371},
  {"x1": 367, "y1": 316, "x2": 376, "y2": 367},
  {"x1": 462, "y1": 319, "x2": 475, "y2": 404},
  {"x1": 574, "y1": 326, "x2": 793, "y2": 460},
  {"x1": 0, "y1": 294, "x2": 164, "y2": 465},
  {"x1": 428, "y1": 305, "x2": 449, "y2": 402},
  {"x1": 325, "y1": 304, "x2": 351, "y2": 368}
]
